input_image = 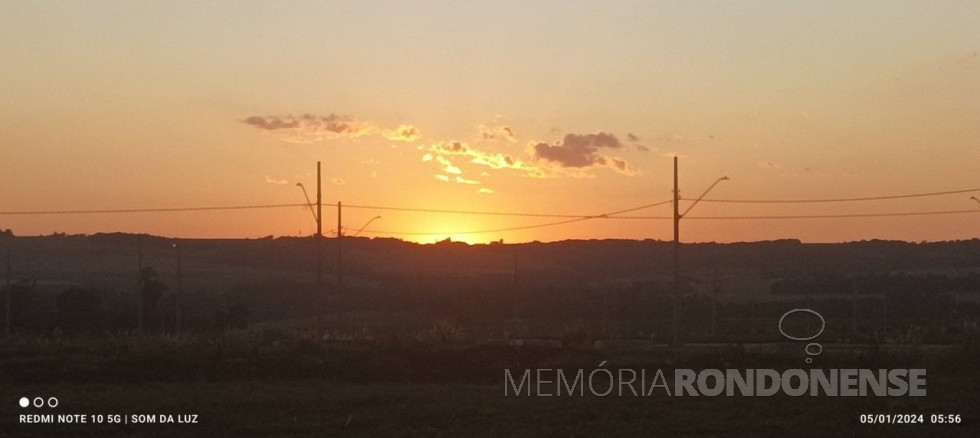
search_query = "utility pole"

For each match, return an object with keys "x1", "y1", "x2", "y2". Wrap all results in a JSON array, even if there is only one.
[
  {"x1": 671, "y1": 156, "x2": 681, "y2": 347},
  {"x1": 316, "y1": 161, "x2": 323, "y2": 288},
  {"x1": 337, "y1": 201, "x2": 343, "y2": 288}
]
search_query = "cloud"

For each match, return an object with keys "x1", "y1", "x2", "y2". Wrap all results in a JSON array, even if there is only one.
[
  {"x1": 608, "y1": 158, "x2": 630, "y2": 173},
  {"x1": 624, "y1": 132, "x2": 651, "y2": 151},
  {"x1": 264, "y1": 175, "x2": 288, "y2": 185},
  {"x1": 428, "y1": 141, "x2": 539, "y2": 175},
  {"x1": 477, "y1": 187, "x2": 494, "y2": 194},
  {"x1": 242, "y1": 113, "x2": 376, "y2": 142},
  {"x1": 435, "y1": 156, "x2": 462, "y2": 175},
  {"x1": 530, "y1": 132, "x2": 632, "y2": 174},
  {"x1": 383, "y1": 124, "x2": 421, "y2": 142},
  {"x1": 246, "y1": 117, "x2": 299, "y2": 130},
  {"x1": 425, "y1": 133, "x2": 635, "y2": 179},
  {"x1": 478, "y1": 124, "x2": 517, "y2": 142},
  {"x1": 532, "y1": 132, "x2": 621, "y2": 167},
  {"x1": 433, "y1": 172, "x2": 480, "y2": 186},
  {"x1": 471, "y1": 153, "x2": 519, "y2": 170},
  {"x1": 429, "y1": 141, "x2": 522, "y2": 170},
  {"x1": 430, "y1": 141, "x2": 472, "y2": 155}
]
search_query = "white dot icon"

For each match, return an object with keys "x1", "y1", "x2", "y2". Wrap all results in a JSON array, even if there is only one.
[{"x1": 19, "y1": 397, "x2": 29, "y2": 408}]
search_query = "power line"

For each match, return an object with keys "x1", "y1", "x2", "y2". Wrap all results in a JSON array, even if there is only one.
[
  {"x1": 358, "y1": 208, "x2": 980, "y2": 236},
  {"x1": 686, "y1": 188, "x2": 980, "y2": 204},
  {"x1": 4, "y1": 187, "x2": 974, "y2": 217},
  {"x1": 684, "y1": 209, "x2": 980, "y2": 220},
  {"x1": 0, "y1": 203, "x2": 310, "y2": 215},
  {"x1": 0, "y1": 200, "x2": 674, "y2": 219},
  {"x1": 341, "y1": 203, "x2": 582, "y2": 218},
  {"x1": 359, "y1": 200, "x2": 675, "y2": 236},
  {"x1": 1, "y1": 191, "x2": 976, "y2": 237},
  {"x1": 338, "y1": 200, "x2": 673, "y2": 218}
]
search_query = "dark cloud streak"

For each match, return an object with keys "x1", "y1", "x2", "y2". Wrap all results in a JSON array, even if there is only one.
[
  {"x1": 532, "y1": 132, "x2": 624, "y2": 168},
  {"x1": 242, "y1": 113, "x2": 375, "y2": 137}
]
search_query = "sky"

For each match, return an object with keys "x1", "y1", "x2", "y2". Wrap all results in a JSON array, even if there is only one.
[{"x1": 1, "y1": 1, "x2": 978, "y2": 244}]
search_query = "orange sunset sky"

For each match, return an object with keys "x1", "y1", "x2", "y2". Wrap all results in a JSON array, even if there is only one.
[{"x1": 1, "y1": 1, "x2": 978, "y2": 244}]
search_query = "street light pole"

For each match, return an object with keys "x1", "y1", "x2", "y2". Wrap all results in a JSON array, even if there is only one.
[
  {"x1": 316, "y1": 162, "x2": 323, "y2": 288},
  {"x1": 295, "y1": 182, "x2": 318, "y2": 224},
  {"x1": 295, "y1": 173, "x2": 323, "y2": 288},
  {"x1": 353, "y1": 216, "x2": 381, "y2": 237},
  {"x1": 671, "y1": 157, "x2": 681, "y2": 347},
  {"x1": 670, "y1": 156, "x2": 728, "y2": 347}
]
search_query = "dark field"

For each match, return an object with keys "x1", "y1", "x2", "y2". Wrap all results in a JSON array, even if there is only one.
[
  {"x1": 2, "y1": 236, "x2": 979, "y2": 436},
  {"x1": 1, "y1": 334, "x2": 978, "y2": 437}
]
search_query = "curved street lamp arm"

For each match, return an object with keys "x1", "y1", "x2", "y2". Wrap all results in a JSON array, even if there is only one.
[
  {"x1": 353, "y1": 216, "x2": 382, "y2": 237},
  {"x1": 682, "y1": 176, "x2": 730, "y2": 217},
  {"x1": 295, "y1": 183, "x2": 318, "y2": 224}
]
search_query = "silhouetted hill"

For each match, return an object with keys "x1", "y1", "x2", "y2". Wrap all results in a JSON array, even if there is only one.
[
  {"x1": 4, "y1": 233, "x2": 979, "y2": 284},
  {"x1": 1, "y1": 233, "x2": 978, "y2": 337}
]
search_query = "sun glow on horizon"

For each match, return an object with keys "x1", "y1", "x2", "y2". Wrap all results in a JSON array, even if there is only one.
[
  {"x1": 426, "y1": 234, "x2": 486, "y2": 245},
  {"x1": 1, "y1": 3, "x2": 977, "y2": 243}
]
